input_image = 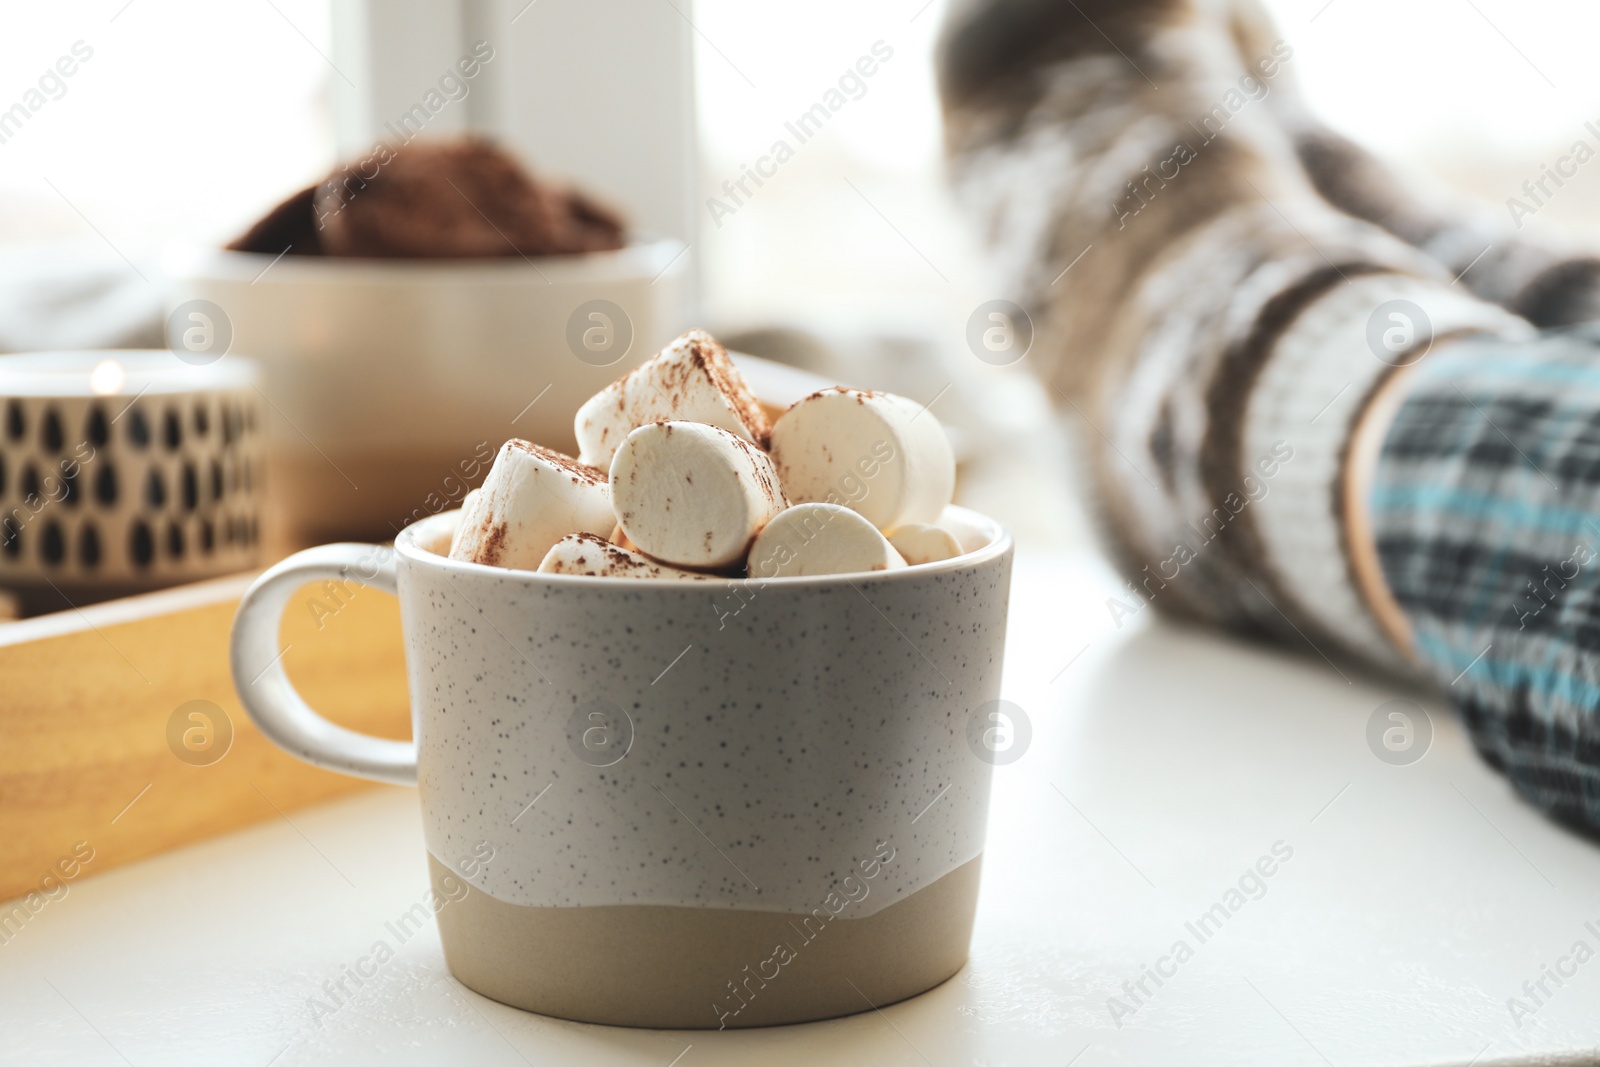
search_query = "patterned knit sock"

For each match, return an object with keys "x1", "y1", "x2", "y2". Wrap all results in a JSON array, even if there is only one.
[
  {"x1": 1371, "y1": 328, "x2": 1600, "y2": 828},
  {"x1": 942, "y1": 0, "x2": 1600, "y2": 828}
]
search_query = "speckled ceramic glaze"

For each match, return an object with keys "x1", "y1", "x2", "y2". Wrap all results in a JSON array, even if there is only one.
[{"x1": 232, "y1": 505, "x2": 1012, "y2": 1027}]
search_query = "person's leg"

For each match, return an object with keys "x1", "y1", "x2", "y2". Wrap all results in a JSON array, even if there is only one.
[
  {"x1": 1348, "y1": 330, "x2": 1600, "y2": 828},
  {"x1": 940, "y1": 0, "x2": 1600, "y2": 830},
  {"x1": 938, "y1": 0, "x2": 1516, "y2": 653}
]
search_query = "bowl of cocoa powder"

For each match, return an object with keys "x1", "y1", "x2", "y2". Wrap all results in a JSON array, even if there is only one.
[{"x1": 165, "y1": 138, "x2": 687, "y2": 544}]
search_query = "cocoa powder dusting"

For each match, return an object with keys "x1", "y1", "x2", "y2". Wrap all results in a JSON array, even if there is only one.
[
  {"x1": 477, "y1": 520, "x2": 510, "y2": 566},
  {"x1": 506, "y1": 438, "x2": 606, "y2": 484},
  {"x1": 684, "y1": 331, "x2": 772, "y2": 446}
]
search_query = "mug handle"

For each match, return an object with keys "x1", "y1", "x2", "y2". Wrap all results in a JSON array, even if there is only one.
[{"x1": 230, "y1": 543, "x2": 418, "y2": 786}]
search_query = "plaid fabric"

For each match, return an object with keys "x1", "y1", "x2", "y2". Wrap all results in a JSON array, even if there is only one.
[{"x1": 1372, "y1": 327, "x2": 1600, "y2": 830}]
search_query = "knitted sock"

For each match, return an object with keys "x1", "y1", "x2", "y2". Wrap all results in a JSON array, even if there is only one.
[
  {"x1": 941, "y1": 0, "x2": 1534, "y2": 659},
  {"x1": 1371, "y1": 328, "x2": 1600, "y2": 828},
  {"x1": 942, "y1": 0, "x2": 1600, "y2": 828}
]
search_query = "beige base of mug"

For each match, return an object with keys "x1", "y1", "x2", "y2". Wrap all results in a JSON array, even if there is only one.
[{"x1": 429, "y1": 855, "x2": 982, "y2": 1029}]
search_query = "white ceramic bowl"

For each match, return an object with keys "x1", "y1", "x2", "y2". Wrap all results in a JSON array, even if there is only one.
[
  {"x1": 0, "y1": 351, "x2": 264, "y2": 613},
  {"x1": 164, "y1": 239, "x2": 687, "y2": 543}
]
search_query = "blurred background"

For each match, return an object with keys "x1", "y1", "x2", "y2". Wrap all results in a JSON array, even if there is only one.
[{"x1": 3, "y1": 0, "x2": 1598, "y2": 559}]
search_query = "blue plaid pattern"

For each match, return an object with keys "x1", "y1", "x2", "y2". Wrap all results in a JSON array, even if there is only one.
[{"x1": 1372, "y1": 327, "x2": 1600, "y2": 831}]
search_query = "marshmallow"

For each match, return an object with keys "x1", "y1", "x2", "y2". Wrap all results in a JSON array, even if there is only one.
[
  {"x1": 768, "y1": 388, "x2": 954, "y2": 531},
  {"x1": 574, "y1": 329, "x2": 771, "y2": 469},
  {"x1": 610, "y1": 421, "x2": 787, "y2": 570},
  {"x1": 539, "y1": 533, "x2": 706, "y2": 579},
  {"x1": 886, "y1": 523, "x2": 962, "y2": 567},
  {"x1": 748, "y1": 503, "x2": 907, "y2": 578},
  {"x1": 933, "y1": 511, "x2": 994, "y2": 555},
  {"x1": 450, "y1": 439, "x2": 613, "y2": 571},
  {"x1": 438, "y1": 492, "x2": 480, "y2": 559},
  {"x1": 445, "y1": 488, "x2": 483, "y2": 556}
]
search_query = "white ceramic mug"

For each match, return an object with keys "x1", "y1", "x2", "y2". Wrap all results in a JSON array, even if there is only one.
[{"x1": 230, "y1": 506, "x2": 1012, "y2": 1028}]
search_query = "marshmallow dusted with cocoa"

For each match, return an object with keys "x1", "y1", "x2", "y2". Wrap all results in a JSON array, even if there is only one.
[
  {"x1": 450, "y1": 440, "x2": 613, "y2": 571},
  {"x1": 609, "y1": 421, "x2": 787, "y2": 570},
  {"x1": 539, "y1": 533, "x2": 705, "y2": 579},
  {"x1": 768, "y1": 388, "x2": 954, "y2": 531},
  {"x1": 574, "y1": 329, "x2": 770, "y2": 469},
  {"x1": 749, "y1": 503, "x2": 906, "y2": 578},
  {"x1": 442, "y1": 330, "x2": 973, "y2": 581}
]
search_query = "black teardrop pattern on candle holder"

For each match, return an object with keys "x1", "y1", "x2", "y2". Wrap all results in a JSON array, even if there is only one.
[
  {"x1": 95, "y1": 464, "x2": 117, "y2": 506},
  {"x1": 0, "y1": 392, "x2": 262, "y2": 579},
  {"x1": 41, "y1": 409, "x2": 63, "y2": 453},
  {"x1": 78, "y1": 522, "x2": 101, "y2": 568},
  {"x1": 59, "y1": 464, "x2": 78, "y2": 508},
  {"x1": 127, "y1": 407, "x2": 150, "y2": 449},
  {"x1": 86, "y1": 405, "x2": 109, "y2": 447},
  {"x1": 129, "y1": 520, "x2": 154, "y2": 568},
  {"x1": 40, "y1": 521, "x2": 64, "y2": 565}
]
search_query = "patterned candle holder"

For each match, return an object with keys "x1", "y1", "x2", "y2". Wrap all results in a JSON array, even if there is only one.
[{"x1": 0, "y1": 351, "x2": 263, "y2": 614}]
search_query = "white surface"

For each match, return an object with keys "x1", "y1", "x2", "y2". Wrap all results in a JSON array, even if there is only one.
[{"x1": 5, "y1": 549, "x2": 1600, "y2": 1065}]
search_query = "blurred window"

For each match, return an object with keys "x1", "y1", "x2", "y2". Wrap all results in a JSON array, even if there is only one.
[{"x1": 0, "y1": 0, "x2": 334, "y2": 251}]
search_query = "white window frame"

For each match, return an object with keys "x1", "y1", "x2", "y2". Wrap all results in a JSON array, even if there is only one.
[{"x1": 330, "y1": 0, "x2": 698, "y2": 284}]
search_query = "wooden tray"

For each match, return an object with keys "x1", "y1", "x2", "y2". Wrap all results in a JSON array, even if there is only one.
[{"x1": 0, "y1": 571, "x2": 410, "y2": 901}]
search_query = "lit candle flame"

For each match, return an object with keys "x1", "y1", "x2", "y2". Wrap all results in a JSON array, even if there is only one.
[{"x1": 89, "y1": 359, "x2": 125, "y2": 396}]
